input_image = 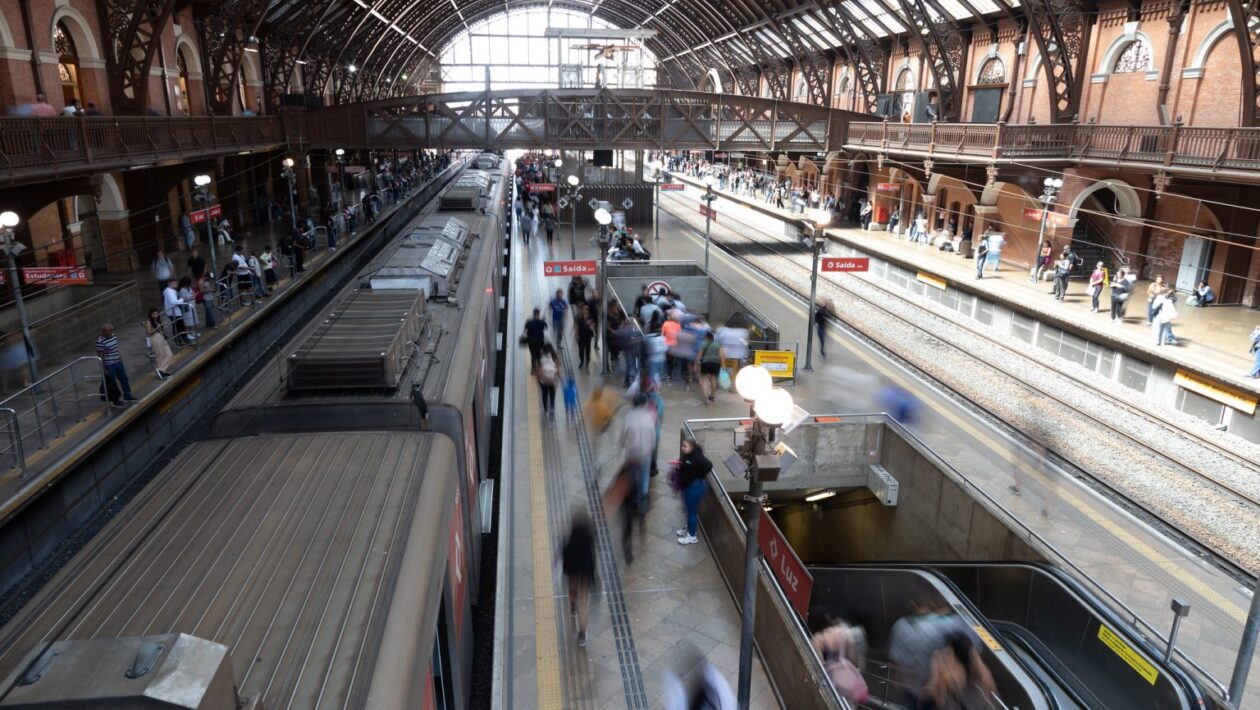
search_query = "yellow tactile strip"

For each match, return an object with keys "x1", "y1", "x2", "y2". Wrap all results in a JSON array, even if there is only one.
[{"x1": 526, "y1": 374, "x2": 565, "y2": 708}]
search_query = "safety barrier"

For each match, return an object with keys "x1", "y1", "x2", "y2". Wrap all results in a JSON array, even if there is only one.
[{"x1": 0, "y1": 356, "x2": 108, "y2": 477}]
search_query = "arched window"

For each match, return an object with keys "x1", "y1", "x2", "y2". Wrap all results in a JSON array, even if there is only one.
[
  {"x1": 977, "y1": 57, "x2": 1006, "y2": 84},
  {"x1": 835, "y1": 74, "x2": 851, "y2": 109},
  {"x1": 794, "y1": 75, "x2": 809, "y2": 102},
  {"x1": 895, "y1": 68, "x2": 914, "y2": 92},
  {"x1": 175, "y1": 48, "x2": 190, "y2": 114},
  {"x1": 895, "y1": 68, "x2": 915, "y2": 119},
  {"x1": 1113, "y1": 39, "x2": 1152, "y2": 73},
  {"x1": 54, "y1": 22, "x2": 81, "y2": 105}
]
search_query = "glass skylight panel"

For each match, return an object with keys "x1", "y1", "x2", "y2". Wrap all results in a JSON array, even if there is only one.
[
  {"x1": 936, "y1": 0, "x2": 974, "y2": 20},
  {"x1": 858, "y1": 0, "x2": 908, "y2": 33},
  {"x1": 969, "y1": 0, "x2": 1001, "y2": 13},
  {"x1": 843, "y1": 1, "x2": 889, "y2": 37}
]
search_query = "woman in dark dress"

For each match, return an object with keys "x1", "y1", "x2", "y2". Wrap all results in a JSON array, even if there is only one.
[{"x1": 562, "y1": 512, "x2": 596, "y2": 647}]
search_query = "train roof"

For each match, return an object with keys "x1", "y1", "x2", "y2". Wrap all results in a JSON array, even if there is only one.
[{"x1": 0, "y1": 430, "x2": 457, "y2": 709}]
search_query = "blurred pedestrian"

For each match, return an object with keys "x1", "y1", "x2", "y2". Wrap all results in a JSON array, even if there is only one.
[
  {"x1": 1152, "y1": 287, "x2": 1179, "y2": 346},
  {"x1": 549, "y1": 289, "x2": 567, "y2": 349},
  {"x1": 574, "y1": 303, "x2": 596, "y2": 369},
  {"x1": 563, "y1": 370, "x2": 579, "y2": 425},
  {"x1": 673, "y1": 436, "x2": 711, "y2": 545},
  {"x1": 889, "y1": 597, "x2": 975, "y2": 704},
  {"x1": 622, "y1": 393, "x2": 657, "y2": 511},
  {"x1": 1146, "y1": 274, "x2": 1166, "y2": 324},
  {"x1": 812, "y1": 618, "x2": 869, "y2": 704},
  {"x1": 152, "y1": 249, "x2": 174, "y2": 295},
  {"x1": 697, "y1": 331, "x2": 723, "y2": 403},
  {"x1": 918, "y1": 632, "x2": 997, "y2": 709},
  {"x1": 1109, "y1": 268, "x2": 1131, "y2": 322},
  {"x1": 29, "y1": 94, "x2": 56, "y2": 117},
  {"x1": 537, "y1": 343, "x2": 559, "y2": 422},
  {"x1": 974, "y1": 232, "x2": 989, "y2": 280},
  {"x1": 814, "y1": 300, "x2": 830, "y2": 358},
  {"x1": 716, "y1": 325, "x2": 749, "y2": 375},
  {"x1": 521, "y1": 307, "x2": 548, "y2": 372},
  {"x1": 662, "y1": 647, "x2": 737, "y2": 709},
  {"x1": 562, "y1": 511, "x2": 596, "y2": 647},
  {"x1": 880, "y1": 385, "x2": 919, "y2": 428},
  {"x1": 1248, "y1": 326, "x2": 1260, "y2": 379}
]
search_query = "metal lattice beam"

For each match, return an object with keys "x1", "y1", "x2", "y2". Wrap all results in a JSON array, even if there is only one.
[
  {"x1": 1227, "y1": 0, "x2": 1260, "y2": 125},
  {"x1": 895, "y1": 0, "x2": 970, "y2": 120},
  {"x1": 1022, "y1": 0, "x2": 1094, "y2": 122},
  {"x1": 827, "y1": 4, "x2": 888, "y2": 114},
  {"x1": 196, "y1": 0, "x2": 270, "y2": 114},
  {"x1": 94, "y1": 0, "x2": 178, "y2": 114}
]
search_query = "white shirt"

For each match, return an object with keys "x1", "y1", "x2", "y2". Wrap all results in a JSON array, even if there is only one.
[{"x1": 162, "y1": 286, "x2": 184, "y2": 319}]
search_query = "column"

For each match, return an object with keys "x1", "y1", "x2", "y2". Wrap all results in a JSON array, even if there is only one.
[{"x1": 97, "y1": 209, "x2": 138, "y2": 272}]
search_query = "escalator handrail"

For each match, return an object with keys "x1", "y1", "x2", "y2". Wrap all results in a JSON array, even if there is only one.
[
  {"x1": 989, "y1": 620, "x2": 1101, "y2": 710},
  {"x1": 809, "y1": 564, "x2": 1058, "y2": 710},
  {"x1": 930, "y1": 562, "x2": 1208, "y2": 709}
]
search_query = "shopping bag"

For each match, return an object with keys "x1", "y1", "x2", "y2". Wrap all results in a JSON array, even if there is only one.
[{"x1": 717, "y1": 368, "x2": 732, "y2": 392}]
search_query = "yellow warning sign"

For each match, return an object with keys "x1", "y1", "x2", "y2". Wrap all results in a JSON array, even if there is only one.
[
  {"x1": 1174, "y1": 369, "x2": 1258, "y2": 415},
  {"x1": 972, "y1": 625, "x2": 1003, "y2": 652},
  {"x1": 1097, "y1": 625, "x2": 1159, "y2": 685},
  {"x1": 752, "y1": 350, "x2": 795, "y2": 379},
  {"x1": 916, "y1": 271, "x2": 947, "y2": 291}
]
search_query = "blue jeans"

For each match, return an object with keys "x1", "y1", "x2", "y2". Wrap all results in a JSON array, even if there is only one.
[
  {"x1": 683, "y1": 478, "x2": 708, "y2": 536},
  {"x1": 634, "y1": 458, "x2": 652, "y2": 509},
  {"x1": 1250, "y1": 348, "x2": 1260, "y2": 378},
  {"x1": 202, "y1": 300, "x2": 216, "y2": 329},
  {"x1": 106, "y1": 362, "x2": 133, "y2": 399}
]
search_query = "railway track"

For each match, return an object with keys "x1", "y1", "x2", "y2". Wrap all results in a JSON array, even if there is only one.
[{"x1": 660, "y1": 190, "x2": 1260, "y2": 572}]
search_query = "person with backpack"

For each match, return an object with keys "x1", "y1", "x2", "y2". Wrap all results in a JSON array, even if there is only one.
[
  {"x1": 536, "y1": 343, "x2": 559, "y2": 421},
  {"x1": 697, "y1": 331, "x2": 724, "y2": 403},
  {"x1": 672, "y1": 436, "x2": 712, "y2": 545}
]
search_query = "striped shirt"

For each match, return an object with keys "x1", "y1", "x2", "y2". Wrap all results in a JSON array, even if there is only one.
[{"x1": 95, "y1": 335, "x2": 121, "y2": 365}]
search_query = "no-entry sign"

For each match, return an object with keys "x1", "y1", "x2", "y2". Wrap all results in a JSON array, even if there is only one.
[
  {"x1": 821, "y1": 257, "x2": 870, "y2": 272},
  {"x1": 758, "y1": 509, "x2": 812, "y2": 619},
  {"x1": 543, "y1": 260, "x2": 597, "y2": 276},
  {"x1": 660, "y1": 183, "x2": 685, "y2": 191}
]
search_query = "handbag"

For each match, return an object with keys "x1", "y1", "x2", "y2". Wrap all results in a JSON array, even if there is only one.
[
  {"x1": 825, "y1": 657, "x2": 869, "y2": 703},
  {"x1": 717, "y1": 368, "x2": 732, "y2": 391}
]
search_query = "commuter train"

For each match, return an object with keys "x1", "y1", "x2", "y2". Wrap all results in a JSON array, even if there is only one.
[{"x1": 0, "y1": 161, "x2": 506, "y2": 709}]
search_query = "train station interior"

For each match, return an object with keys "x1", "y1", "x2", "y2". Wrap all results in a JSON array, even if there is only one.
[{"x1": 0, "y1": 0, "x2": 1258, "y2": 709}]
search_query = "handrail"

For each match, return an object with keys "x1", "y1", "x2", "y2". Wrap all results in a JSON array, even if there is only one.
[
  {"x1": 0, "y1": 355, "x2": 108, "y2": 477},
  {"x1": 680, "y1": 413, "x2": 1235, "y2": 699},
  {"x1": 0, "y1": 407, "x2": 25, "y2": 477}
]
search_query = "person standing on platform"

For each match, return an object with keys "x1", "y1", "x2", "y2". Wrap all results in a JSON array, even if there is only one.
[
  {"x1": 1109, "y1": 268, "x2": 1131, "y2": 322},
  {"x1": 561, "y1": 512, "x2": 596, "y2": 647},
  {"x1": 522, "y1": 308, "x2": 548, "y2": 373},
  {"x1": 1088, "y1": 262, "x2": 1105, "y2": 313},
  {"x1": 549, "y1": 290, "x2": 568, "y2": 349},
  {"x1": 1152, "y1": 288, "x2": 1179, "y2": 346},
  {"x1": 1030, "y1": 240, "x2": 1052, "y2": 283},
  {"x1": 143, "y1": 308, "x2": 173, "y2": 380},
  {"x1": 974, "y1": 233, "x2": 990, "y2": 280},
  {"x1": 1248, "y1": 327, "x2": 1260, "y2": 378},
  {"x1": 860, "y1": 199, "x2": 873, "y2": 230},
  {"x1": 697, "y1": 331, "x2": 724, "y2": 403},
  {"x1": 574, "y1": 304, "x2": 596, "y2": 370},
  {"x1": 152, "y1": 250, "x2": 174, "y2": 295},
  {"x1": 95, "y1": 324, "x2": 136, "y2": 405},
  {"x1": 1051, "y1": 247, "x2": 1079, "y2": 302},
  {"x1": 1146, "y1": 274, "x2": 1166, "y2": 324},
  {"x1": 674, "y1": 436, "x2": 711, "y2": 545},
  {"x1": 186, "y1": 248, "x2": 206, "y2": 282}
]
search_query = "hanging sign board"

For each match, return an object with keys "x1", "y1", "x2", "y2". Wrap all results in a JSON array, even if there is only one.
[
  {"x1": 527, "y1": 183, "x2": 556, "y2": 193},
  {"x1": 189, "y1": 204, "x2": 222, "y2": 224},
  {"x1": 543, "y1": 260, "x2": 598, "y2": 277},
  {"x1": 699, "y1": 205, "x2": 718, "y2": 220},
  {"x1": 821, "y1": 257, "x2": 870, "y2": 272},
  {"x1": 876, "y1": 183, "x2": 902, "y2": 193},
  {"x1": 659, "y1": 183, "x2": 685, "y2": 191},
  {"x1": 758, "y1": 509, "x2": 813, "y2": 620},
  {"x1": 1023, "y1": 208, "x2": 1068, "y2": 227}
]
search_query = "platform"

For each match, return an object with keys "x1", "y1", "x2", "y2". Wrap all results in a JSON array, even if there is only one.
[
  {"x1": 670, "y1": 172, "x2": 1260, "y2": 395},
  {"x1": 494, "y1": 197, "x2": 1259, "y2": 706}
]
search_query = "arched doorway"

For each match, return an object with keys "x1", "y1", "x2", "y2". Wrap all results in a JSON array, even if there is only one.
[
  {"x1": 1067, "y1": 178, "x2": 1143, "y2": 278},
  {"x1": 175, "y1": 46, "x2": 191, "y2": 114},
  {"x1": 54, "y1": 22, "x2": 82, "y2": 106}
]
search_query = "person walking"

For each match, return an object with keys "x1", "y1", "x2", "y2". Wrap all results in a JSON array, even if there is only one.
[
  {"x1": 537, "y1": 343, "x2": 559, "y2": 421},
  {"x1": 674, "y1": 436, "x2": 712, "y2": 545},
  {"x1": 974, "y1": 233, "x2": 990, "y2": 280},
  {"x1": 549, "y1": 289, "x2": 567, "y2": 349},
  {"x1": 95, "y1": 324, "x2": 136, "y2": 405},
  {"x1": 1088, "y1": 262, "x2": 1105, "y2": 312},
  {"x1": 574, "y1": 304, "x2": 596, "y2": 370},
  {"x1": 1109, "y1": 268, "x2": 1130, "y2": 322},
  {"x1": 1248, "y1": 326, "x2": 1260, "y2": 378},
  {"x1": 522, "y1": 307, "x2": 548, "y2": 373},
  {"x1": 1152, "y1": 287, "x2": 1179, "y2": 346},
  {"x1": 812, "y1": 618, "x2": 870, "y2": 704},
  {"x1": 697, "y1": 331, "x2": 724, "y2": 403},
  {"x1": 561, "y1": 512, "x2": 596, "y2": 647},
  {"x1": 143, "y1": 308, "x2": 173, "y2": 379},
  {"x1": 918, "y1": 633, "x2": 998, "y2": 710},
  {"x1": 815, "y1": 300, "x2": 830, "y2": 358},
  {"x1": 889, "y1": 598, "x2": 977, "y2": 706},
  {"x1": 623, "y1": 393, "x2": 657, "y2": 511}
]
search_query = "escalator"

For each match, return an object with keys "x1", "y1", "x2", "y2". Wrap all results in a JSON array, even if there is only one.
[{"x1": 807, "y1": 564, "x2": 1207, "y2": 710}]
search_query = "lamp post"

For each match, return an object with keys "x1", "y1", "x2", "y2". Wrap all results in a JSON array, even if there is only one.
[
  {"x1": 281, "y1": 157, "x2": 297, "y2": 231},
  {"x1": 0, "y1": 212, "x2": 37, "y2": 383},
  {"x1": 732, "y1": 366, "x2": 793, "y2": 710},
  {"x1": 595, "y1": 207, "x2": 613, "y2": 374},
  {"x1": 565, "y1": 174, "x2": 583, "y2": 260},
  {"x1": 894, "y1": 172, "x2": 908, "y2": 238},
  {"x1": 702, "y1": 174, "x2": 717, "y2": 271},
  {"x1": 1036, "y1": 177, "x2": 1064, "y2": 258},
  {"x1": 334, "y1": 148, "x2": 346, "y2": 209},
  {"x1": 803, "y1": 208, "x2": 832, "y2": 372},
  {"x1": 648, "y1": 158, "x2": 663, "y2": 242},
  {"x1": 192, "y1": 174, "x2": 218, "y2": 276}
]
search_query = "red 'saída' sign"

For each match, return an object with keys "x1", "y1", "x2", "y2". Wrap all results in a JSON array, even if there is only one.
[
  {"x1": 189, "y1": 204, "x2": 223, "y2": 224},
  {"x1": 876, "y1": 182, "x2": 902, "y2": 193},
  {"x1": 1023, "y1": 208, "x2": 1067, "y2": 227},
  {"x1": 659, "y1": 183, "x2": 685, "y2": 191},
  {"x1": 821, "y1": 257, "x2": 870, "y2": 272},
  {"x1": 757, "y1": 509, "x2": 813, "y2": 620},
  {"x1": 543, "y1": 260, "x2": 598, "y2": 276},
  {"x1": 528, "y1": 183, "x2": 556, "y2": 193}
]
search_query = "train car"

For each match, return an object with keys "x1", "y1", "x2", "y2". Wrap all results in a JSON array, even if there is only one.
[{"x1": 0, "y1": 163, "x2": 507, "y2": 710}]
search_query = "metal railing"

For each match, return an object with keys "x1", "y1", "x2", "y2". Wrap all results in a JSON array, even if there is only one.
[
  {"x1": 681, "y1": 413, "x2": 1233, "y2": 700},
  {"x1": 846, "y1": 120, "x2": 1260, "y2": 174},
  {"x1": 0, "y1": 356, "x2": 109, "y2": 477}
]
